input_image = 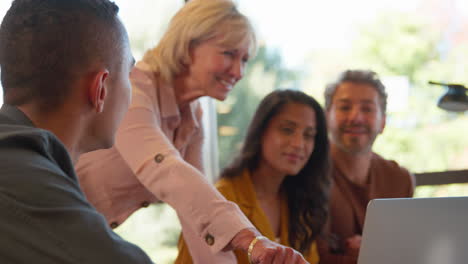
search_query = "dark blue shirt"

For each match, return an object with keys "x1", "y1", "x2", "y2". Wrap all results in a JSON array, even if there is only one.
[{"x1": 0, "y1": 104, "x2": 153, "y2": 264}]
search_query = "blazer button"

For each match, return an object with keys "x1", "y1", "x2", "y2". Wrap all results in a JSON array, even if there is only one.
[
  {"x1": 154, "y1": 153, "x2": 165, "y2": 163},
  {"x1": 110, "y1": 222, "x2": 119, "y2": 229},
  {"x1": 141, "y1": 201, "x2": 150, "y2": 208},
  {"x1": 205, "y1": 234, "x2": 215, "y2": 246}
]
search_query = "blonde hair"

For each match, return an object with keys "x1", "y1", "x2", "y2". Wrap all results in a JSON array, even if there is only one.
[{"x1": 143, "y1": 0, "x2": 257, "y2": 83}]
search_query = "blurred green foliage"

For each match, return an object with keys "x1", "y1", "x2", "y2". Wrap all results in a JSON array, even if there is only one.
[
  {"x1": 352, "y1": 13, "x2": 468, "y2": 197},
  {"x1": 354, "y1": 13, "x2": 468, "y2": 197}
]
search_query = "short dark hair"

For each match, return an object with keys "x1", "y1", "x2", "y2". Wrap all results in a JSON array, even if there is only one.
[
  {"x1": 222, "y1": 89, "x2": 330, "y2": 254},
  {"x1": 0, "y1": 0, "x2": 122, "y2": 111},
  {"x1": 324, "y1": 69, "x2": 388, "y2": 113}
]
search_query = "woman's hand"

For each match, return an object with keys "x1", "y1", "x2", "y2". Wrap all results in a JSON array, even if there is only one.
[
  {"x1": 229, "y1": 228, "x2": 309, "y2": 264},
  {"x1": 250, "y1": 237, "x2": 308, "y2": 264}
]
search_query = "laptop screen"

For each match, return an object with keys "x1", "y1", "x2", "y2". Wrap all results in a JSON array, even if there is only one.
[{"x1": 358, "y1": 197, "x2": 468, "y2": 264}]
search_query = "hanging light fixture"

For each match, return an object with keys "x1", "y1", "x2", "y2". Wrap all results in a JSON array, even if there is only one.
[{"x1": 429, "y1": 81, "x2": 468, "y2": 112}]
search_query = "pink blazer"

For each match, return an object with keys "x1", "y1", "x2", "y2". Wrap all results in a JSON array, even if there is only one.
[{"x1": 76, "y1": 61, "x2": 253, "y2": 263}]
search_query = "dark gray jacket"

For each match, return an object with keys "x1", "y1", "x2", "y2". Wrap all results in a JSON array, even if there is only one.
[{"x1": 0, "y1": 104, "x2": 153, "y2": 264}]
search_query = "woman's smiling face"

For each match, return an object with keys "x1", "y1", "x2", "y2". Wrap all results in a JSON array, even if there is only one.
[
  {"x1": 260, "y1": 102, "x2": 317, "y2": 177},
  {"x1": 186, "y1": 34, "x2": 251, "y2": 101}
]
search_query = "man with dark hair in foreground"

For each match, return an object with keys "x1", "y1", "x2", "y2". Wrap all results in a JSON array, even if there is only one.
[{"x1": 0, "y1": 0, "x2": 152, "y2": 262}]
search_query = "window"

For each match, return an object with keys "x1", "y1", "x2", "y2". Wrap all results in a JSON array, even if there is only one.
[{"x1": 217, "y1": 0, "x2": 468, "y2": 200}]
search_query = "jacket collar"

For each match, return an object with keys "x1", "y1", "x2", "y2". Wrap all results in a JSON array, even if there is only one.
[
  {"x1": 231, "y1": 169, "x2": 259, "y2": 210},
  {"x1": 133, "y1": 61, "x2": 200, "y2": 130},
  {"x1": 230, "y1": 169, "x2": 290, "y2": 244},
  {"x1": 0, "y1": 104, "x2": 35, "y2": 127}
]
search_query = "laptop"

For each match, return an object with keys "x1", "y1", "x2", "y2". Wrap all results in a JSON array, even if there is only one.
[{"x1": 358, "y1": 197, "x2": 468, "y2": 264}]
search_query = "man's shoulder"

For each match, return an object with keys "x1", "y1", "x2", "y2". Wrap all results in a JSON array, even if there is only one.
[
  {"x1": 0, "y1": 122, "x2": 68, "y2": 169},
  {"x1": 371, "y1": 152, "x2": 413, "y2": 181},
  {"x1": 0, "y1": 122, "x2": 78, "y2": 198},
  {"x1": 371, "y1": 152, "x2": 408, "y2": 171},
  {"x1": 0, "y1": 122, "x2": 50, "y2": 157},
  {"x1": 369, "y1": 152, "x2": 416, "y2": 196},
  {"x1": 0, "y1": 121, "x2": 51, "y2": 144}
]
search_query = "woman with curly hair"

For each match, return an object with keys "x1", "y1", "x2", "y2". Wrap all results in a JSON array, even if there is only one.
[{"x1": 177, "y1": 89, "x2": 330, "y2": 264}]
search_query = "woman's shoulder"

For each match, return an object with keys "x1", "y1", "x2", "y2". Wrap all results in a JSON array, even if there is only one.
[
  {"x1": 129, "y1": 61, "x2": 166, "y2": 107},
  {"x1": 215, "y1": 171, "x2": 256, "y2": 206},
  {"x1": 215, "y1": 177, "x2": 238, "y2": 201},
  {"x1": 130, "y1": 61, "x2": 163, "y2": 88}
]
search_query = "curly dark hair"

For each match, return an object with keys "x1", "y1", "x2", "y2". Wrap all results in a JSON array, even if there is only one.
[
  {"x1": 0, "y1": 0, "x2": 122, "y2": 112},
  {"x1": 222, "y1": 89, "x2": 330, "y2": 254}
]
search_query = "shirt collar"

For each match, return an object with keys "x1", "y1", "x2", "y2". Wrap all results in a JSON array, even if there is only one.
[
  {"x1": 157, "y1": 75, "x2": 180, "y2": 120},
  {"x1": 231, "y1": 169, "x2": 291, "y2": 243},
  {"x1": 158, "y1": 77, "x2": 201, "y2": 127},
  {"x1": 0, "y1": 104, "x2": 35, "y2": 127},
  {"x1": 134, "y1": 61, "x2": 200, "y2": 129},
  {"x1": 232, "y1": 169, "x2": 259, "y2": 209}
]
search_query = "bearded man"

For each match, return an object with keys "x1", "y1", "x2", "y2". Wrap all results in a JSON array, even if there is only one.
[{"x1": 317, "y1": 70, "x2": 415, "y2": 264}]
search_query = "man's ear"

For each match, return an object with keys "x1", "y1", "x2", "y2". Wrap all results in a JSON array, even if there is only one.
[{"x1": 88, "y1": 70, "x2": 109, "y2": 113}]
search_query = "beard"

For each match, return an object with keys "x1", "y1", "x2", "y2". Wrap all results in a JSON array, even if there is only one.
[{"x1": 334, "y1": 124, "x2": 378, "y2": 154}]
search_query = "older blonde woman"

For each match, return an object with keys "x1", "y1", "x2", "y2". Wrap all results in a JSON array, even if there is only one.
[{"x1": 76, "y1": 0, "x2": 308, "y2": 263}]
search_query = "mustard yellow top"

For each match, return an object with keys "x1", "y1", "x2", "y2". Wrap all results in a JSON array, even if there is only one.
[{"x1": 175, "y1": 169, "x2": 320, "y2": 264}]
